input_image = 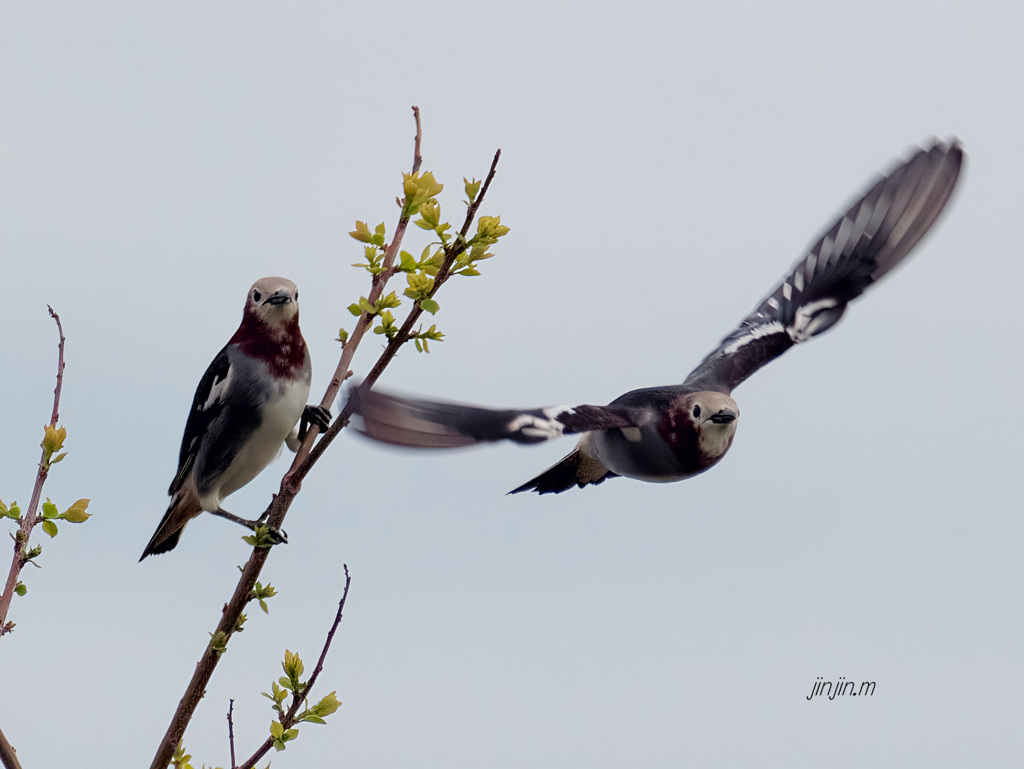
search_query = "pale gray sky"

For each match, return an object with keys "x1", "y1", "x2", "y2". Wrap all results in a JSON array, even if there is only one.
[{"x1": 2, "y1": 2, "x2": 1022, "y2": 767}]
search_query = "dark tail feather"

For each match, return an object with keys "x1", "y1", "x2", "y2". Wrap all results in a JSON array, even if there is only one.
[
  {"x1": 352, "y1": 387, "x2": 572, "y2": 448},
  {"x1": 140, "y1": 493, "x2": 202, "y2": 560},
  {"x1": 509, "y1": 449, "x2": 617, "y2": 495}
]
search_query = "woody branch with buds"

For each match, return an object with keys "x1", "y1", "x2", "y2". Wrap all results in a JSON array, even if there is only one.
[
  {"x1": 151, "y1": 107, "x2": 508, "y2": 769},
  {"x1": 0, "y1": 308, "x2": 92, "y2": 769}
]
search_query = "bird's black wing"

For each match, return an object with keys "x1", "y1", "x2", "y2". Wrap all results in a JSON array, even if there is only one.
[
  {"x1": 353, "y1": 388, "x2": 638, "y2": 448},
  {"x1": 168, "y1": 346, "x2": 232, "y2": 494},
  {"x1": 683, "y1": 139, "x2": 963, "y2": 395}
]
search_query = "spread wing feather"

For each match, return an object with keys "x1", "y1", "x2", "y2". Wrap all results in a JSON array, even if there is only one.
[{"x1": 683, "y1": 140, "x2": 963, "y2": 395}]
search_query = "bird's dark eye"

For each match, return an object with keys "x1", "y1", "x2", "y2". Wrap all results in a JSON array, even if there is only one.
[
  {"x1": 253, "y1": 290, "x2": 262, "y2": 302},
  {"x1": 692, "y1": 405, "x2": 701, "y2": 418}
]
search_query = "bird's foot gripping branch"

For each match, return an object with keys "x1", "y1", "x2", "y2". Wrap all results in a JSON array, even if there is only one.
[{"x1": 149, "y1": 107, "x2": 507, "y2": 769}]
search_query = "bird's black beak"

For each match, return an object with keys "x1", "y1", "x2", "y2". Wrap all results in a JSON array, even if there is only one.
[
  {"x1": 266, "y1": 291, "x2": 293, "y2": 306},
  {"x1": 710, "y1": 409, "x2": 737, "y2": 424}
]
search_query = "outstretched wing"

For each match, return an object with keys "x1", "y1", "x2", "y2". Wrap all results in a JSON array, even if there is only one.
[
  {"x1": 683, "y1": 139, "x2": 963, "y2": 395},
  {"x1": 353, "y1": 388, "x2": 638, "y2": 448},
  {"x1": 168, "y1": 346, "x2": 232, "y2": 494}
]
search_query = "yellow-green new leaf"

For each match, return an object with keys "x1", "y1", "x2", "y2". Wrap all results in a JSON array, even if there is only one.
[
  {"x1": 63, "y1": 499, "x2": 90, "y2": 522},
  {"x1": 41, "y1": 424, "x2": 66, "y2": 454},
  {"x1": 371, "y1": 223, "x2": 386, "y2": 247},
  {"x1": 477, "y1": 215, "x2": 510, "y2": 239},
  {"x1": 411, "y1": 171, "x2": 443, "y2": 199},
  {"x1": 349, "y1": 221, "x2": 372, "y2": 243},
  {"x1": 317, "y1": 691, "x2": 342, "y2": 717},
  {"x1": 418, "y1": 200, "x2": 440, "y2": 228},
  {"x1": 399, "y1": 251, "x2": 417, "y2": 272},
  {"x1": 62, "y1": 508, "x2": 90, "y2": 523},
  {"x1": 283, "y1": 649, "x2": 305, "y2": 680}
]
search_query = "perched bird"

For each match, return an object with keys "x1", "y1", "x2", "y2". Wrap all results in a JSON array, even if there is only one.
[
  {"x1": 353, "y1": 140, "x2": 964, "y2": 494},
  {"x1": 141, "y1": 277, "x2": 330, "y2": 559}
]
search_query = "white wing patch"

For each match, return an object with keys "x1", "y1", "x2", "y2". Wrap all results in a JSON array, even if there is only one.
[
  {"x1": 788, "y1": 298, "x2": 840, "y2": 343},
  {"x1": 202, "y1": 365, "x2": 234, "y2": 411},
  {"x1": 722, "y1": 320, "x2": 785, "y2": 355},
  {"x1": 507, "y1": 406, "x2": 575, "y2": 441},
  {"x1": 509, "y1": 416, "x2": 563, "y2": 440}
]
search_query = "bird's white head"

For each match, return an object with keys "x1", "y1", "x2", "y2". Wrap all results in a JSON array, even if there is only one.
[
  {"x1": 685, "y1": 391, "x2": 740, "y2": 462},
  {"x1": 245, "y1": 276, "x2": 300, "y2": 331}
]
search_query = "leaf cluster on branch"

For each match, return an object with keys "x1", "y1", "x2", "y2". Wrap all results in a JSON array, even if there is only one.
[
  {"x1": 0, "y1": 107, "x2": 506, "y2": 769},
  {"x1": 148, "y1": 106, "x2": 505, "y2": 769}
]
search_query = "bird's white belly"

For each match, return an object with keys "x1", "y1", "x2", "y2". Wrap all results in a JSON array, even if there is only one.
[{"x1": 209, "y1": 379, "x2": 309, "y2": 505}]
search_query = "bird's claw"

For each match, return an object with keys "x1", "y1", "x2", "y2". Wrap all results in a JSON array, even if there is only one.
[
  {"x1": 265, "y1": 525, "x2": 288, "y2": 546},
  {"x1": 244, "y1": 522, "x2": 288, "y2": 549},
  {"x1": 254, "y1": 510, "x2": 287, "y2": 543},
  {"x1": 299, "y1": 405, "x2": 332, "y2": 440}
]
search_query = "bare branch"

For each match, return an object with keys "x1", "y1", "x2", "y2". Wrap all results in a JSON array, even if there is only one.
[
  {"x1": 227, "y1": 700, "x2": 236, "y2": 769},
  {"x1": 410, "y1": 105, "x2": 423, "y2": 176},
  {"x1": 47, "y1": 306, "x2": 65, "y2": 425},
  {"x1": 238, "y1": 566, "x2": 352, "y2": 769},
  {"x1": 0, "y1": 726, "x2": 23, "y2": 769},
  {"x1": 150, "y1": 111, "x2": 501, "y2": 769},
  {"x1": 460, "y1": 149, "x2": 501, "y2": 239},
  {"x1": 0, "y1": 309, "x2": 67, "y2": 635},
  {"x1": 288, "y1": 105, "x2": 424, "y2": 475},
  {"x1": 300, "y1": 148, "x2": 502, "y2": 477}
]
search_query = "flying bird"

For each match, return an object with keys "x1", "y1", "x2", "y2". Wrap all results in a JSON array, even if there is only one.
[
  {"x1": 353, "y1": 140, "x2": 963, "y2": 494},
  {"x1": 141, "y1": 277, "x2": 330, "y2": 559}
]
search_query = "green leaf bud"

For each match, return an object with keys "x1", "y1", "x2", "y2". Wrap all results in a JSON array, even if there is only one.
[
  {"x1": 349, "y1": 221, "x2": 372, "y2": 243},
  {"x1": 41, "y1": 424, "x2": 66, "y2": 455}
]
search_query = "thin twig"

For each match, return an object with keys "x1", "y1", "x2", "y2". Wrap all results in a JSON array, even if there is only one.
[
  {"x1": 0, "y1": 726, "x2": 23, "y2": 769},
  {"x1": 238, "y1": 566, "x2": 352, "y2": 769},
  {"x1": 301, "y1": 148, "x2": 503, "y2": 476},
  {"x1": 227, "y1": 700, "x2": 236, "y2": 769},
  {"x1": 0, "y1": 309, "x2": 66, "y2": 635},
  {"x1": 47, "y1": 306, "x2": 65, "y2": 425},
  {"x1": 289, "y1": 105, "x2": 424, "y2": 473},
  {"x1": 459, "y1": 149, "x2": 501, "y2": 239},
  {"x1": 150, "y1": 112, "x2": 500, "y2": 769}
]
